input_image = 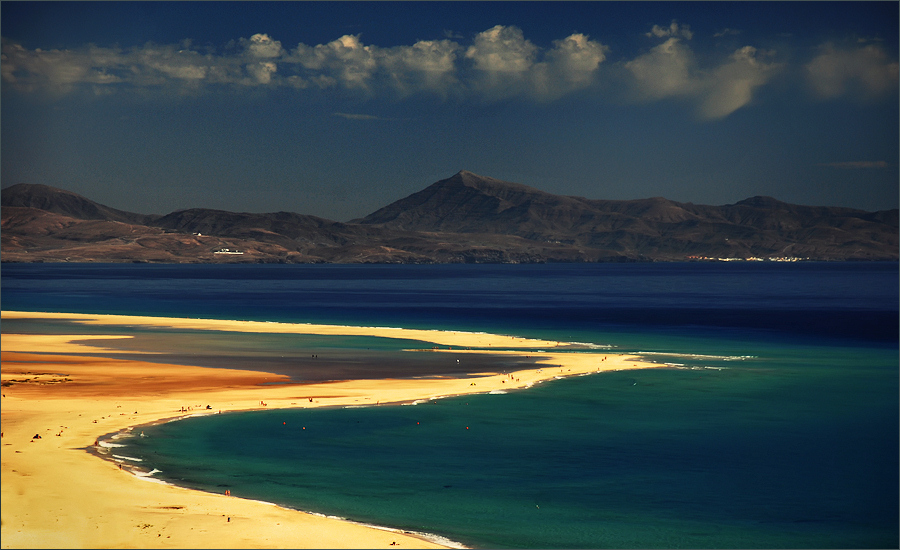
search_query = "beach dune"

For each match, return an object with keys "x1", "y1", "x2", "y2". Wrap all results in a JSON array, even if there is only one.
[{"x1": 2, "y1": 311, "x2": 654, "y2": 549}]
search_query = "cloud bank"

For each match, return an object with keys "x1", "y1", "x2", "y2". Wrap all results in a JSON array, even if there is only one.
[
  {"x1": 2, "y1": 23, "x2": 896, "y2": 118},
  {"x1": 1, "y1": 26, "x2": 606, "y2": 102}
]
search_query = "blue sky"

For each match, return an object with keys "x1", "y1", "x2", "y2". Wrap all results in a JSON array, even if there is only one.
[{"x1": 2, "y1": 1, "x2": 897, "y2": 221}]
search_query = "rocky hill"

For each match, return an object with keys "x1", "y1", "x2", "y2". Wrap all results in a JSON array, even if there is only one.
[
  {"x1": 1, "y1": 183, "x2": 160, "y2": 226},
  {"x1": 354, "y1": 171, "x2": 899, "y2": 261},
  {"x1": 2, "y1": 173, "x2": 897, "y2": 263}
]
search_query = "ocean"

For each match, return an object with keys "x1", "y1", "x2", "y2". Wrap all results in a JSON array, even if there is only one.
[{"x1": 2, "y1": 262, "x2": 898, "y2": 548}]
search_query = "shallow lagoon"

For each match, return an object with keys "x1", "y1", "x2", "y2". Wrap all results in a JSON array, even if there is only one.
[{"x1": 4, "y1": 262, "x2": 898, "y2": 548}]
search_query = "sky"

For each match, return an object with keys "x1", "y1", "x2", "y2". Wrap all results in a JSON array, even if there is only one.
[{"x1": 2, "y1": 1, "x2": 898, "y2": 221}]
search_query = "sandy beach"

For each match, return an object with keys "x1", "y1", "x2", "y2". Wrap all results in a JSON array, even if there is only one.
[{"x1": 2, "y1": 310, "x2": 655, "y2": 549}]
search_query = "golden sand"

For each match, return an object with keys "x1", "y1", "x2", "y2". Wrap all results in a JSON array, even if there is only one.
[
  {"x1": 1, "y1": 310, "x2": 566, "y2": 349},
  {"x1": 2, "y1": 311, "x2": 655, "y2": 549}
]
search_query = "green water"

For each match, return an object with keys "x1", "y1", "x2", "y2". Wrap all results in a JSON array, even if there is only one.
[{"x1": 125, "y1": 342, "x2": 898, "y2": 548}]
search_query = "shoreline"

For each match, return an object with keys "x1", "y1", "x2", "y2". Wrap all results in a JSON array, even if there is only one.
[
  {"x1": 2, "y1": 310, "x2": 659, "y2": 549},
  {"x1": 90, "y1": 425, "x2": 470, "y2": 550}
]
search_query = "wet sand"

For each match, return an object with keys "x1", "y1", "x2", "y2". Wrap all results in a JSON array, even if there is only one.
[{"x1": 2, "y1": 311, "x2": 656, "y2": 549}]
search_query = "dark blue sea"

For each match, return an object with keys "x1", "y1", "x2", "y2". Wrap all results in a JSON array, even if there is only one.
[{"x1": 2, "y1": 262, "x2": 898, "y2": 548}]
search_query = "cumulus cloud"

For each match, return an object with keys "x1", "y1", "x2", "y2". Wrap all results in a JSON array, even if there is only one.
[
  {"x1": 532, "y1": 33, "x2": 608, "y2": 99},
  {"x1": 1, "y1": 41, "x2": 124, "y2": 94},
  {"x1": 1, "y1": 26, "x2": 607, "y2": 102},
  {"x1": 806, "y1": 43, "x2": 899, "y2": 100},
  {"x1": 624, "y1": 24, "x2": 780, "y2": 119},
  {"x1": 291, "y1": 34, "x2": 378, "y2": 90},
  {"x1": 376, "y1": 39, "x2": 461, "y2": 97},
  {"x1": 646, "y1": 20, "x2": 693, "y2": 40},
  {"x1": 0, "y1": 23, "x2": 794, "y2": 116},
  {"x1": 241, "y1": 33, "x2": 284, "y2": 59},
  {"x1": 462, "y1": 25, "x2": 538, "y2": 100},
  {"x1": 697, "y1": 46, "x2": 779, "y2": 119},
  {"x1": 625, "y1": 37, "x2": 697, "y2": 99},
  {"x1": 1, "y1": 38, "x2": 245, "y2": 94},
  {"x1": 463, "y1": 25, "x2": 607, "y2": 100},
  {"x1": 465, "y1": 25, "x2": 538, "y2": 73}
]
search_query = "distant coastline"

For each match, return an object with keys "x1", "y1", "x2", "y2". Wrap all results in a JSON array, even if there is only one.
[{"x1": 3, "y1": 172, "x2": 896, "y2": 264}]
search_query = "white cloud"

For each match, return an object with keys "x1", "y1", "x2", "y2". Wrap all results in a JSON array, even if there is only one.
[
  {"x1": 136, "y1": 45, "x2": 212, "y2": 82},
  {"x1": 0, "y1": 27, "x2": 604, "y2": 102},
  {"x1": 246, "y1": 61, "x2": 277, "y2": 85},
  {"x1": 1, "y1": 41, "x2": 122, "y2": 93},
  {"x1": 625, "y1": 37, "x2": 697, "y2": 99},
  {"x1": 806, "y1": 43, "x2": 899, "y2": 100},
  {"x1": 378, "y1": 39, "x2": 461, "y2": 96},
  {"x1": 291, "y1": 34, "x2": 378, "y2": 90},
  {"x1": 465, "y1": 25, "x2": 538, "y2": 73},
  {"x1": 463, "y1": 26, "x2": 607, "y2": 101},
  {"x1": 543, "y1": 33, "x2": 608, "y2": 86},
  {"x1": 624, "y1": 25, "x2": 780, "y2": 120},
  {"x1": 242, "y1": 33, "x2": 284, "y2": 59},
  {"x1": 646, "y1": 20, "x2": 693, "y2": 40},
  {"x1": 2, "y1": 23, "x2": 789, "y2": 117},
  {"x1": 697, "y1": 46, "x2": 779, "y2": 120}
]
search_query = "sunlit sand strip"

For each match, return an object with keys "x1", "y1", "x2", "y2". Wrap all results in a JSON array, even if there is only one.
[
  {"x1": 2, "y1": 318, "x2": 658, "y2": 549},
  {"x1": 1, "y1": 310, "x2": 564, "y2": 349},
  {"x1": 2, "y1": 334, "x2": 142, "y2": 355}
]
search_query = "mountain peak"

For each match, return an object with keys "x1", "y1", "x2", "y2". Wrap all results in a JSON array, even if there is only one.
[
  {"x1": 453, "y1": 170, "x2": 498, "y2": 184},
  {"x1": 442, "y1": 170, "x2": 548, "y2": 195},
  {"x1": 735, "y1": 196, "x2": 786, "y2": 208},
  {"x1": 448, "y1": 170, "x2": 499, "y2": 185}
]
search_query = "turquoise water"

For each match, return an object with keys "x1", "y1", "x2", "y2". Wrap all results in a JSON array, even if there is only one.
[
  {"x1": 123, "y1": 342, "x2": 897, "y2": 549},
  {"x1": 3, "y1": 263, "x2": 898, "y2": 548}
]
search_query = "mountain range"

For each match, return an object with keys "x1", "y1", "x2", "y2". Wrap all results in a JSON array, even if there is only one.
[{"x1": 2, "y1": 171, "x2": 897, "y2": 263}]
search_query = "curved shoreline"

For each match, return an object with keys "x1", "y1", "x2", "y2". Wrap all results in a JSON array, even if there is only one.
[
  {"x1": 91, "y1": 421, "x2": 471, "y2": 549},
  {"x1": 2, "y1": 310, "x2": 659, "y2": 549}
]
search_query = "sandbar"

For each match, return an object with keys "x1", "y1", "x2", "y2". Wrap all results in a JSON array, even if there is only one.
[{"x1": 2, "y1": 310, "x2": 656, "y2": 549}]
